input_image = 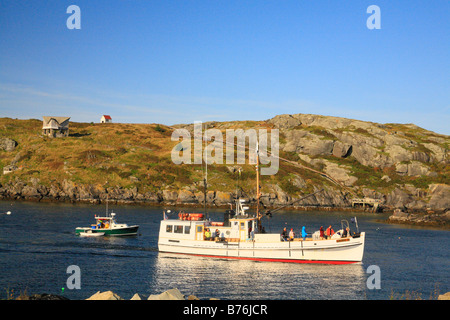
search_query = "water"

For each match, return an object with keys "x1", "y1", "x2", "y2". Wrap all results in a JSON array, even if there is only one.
[{"x1": 0, "y1": 200, "x2": 448, "y2": 300}]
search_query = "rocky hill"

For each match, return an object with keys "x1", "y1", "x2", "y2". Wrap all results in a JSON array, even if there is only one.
[{"x1": 0, "y1": 115, "x2": 448, "y2": 227}]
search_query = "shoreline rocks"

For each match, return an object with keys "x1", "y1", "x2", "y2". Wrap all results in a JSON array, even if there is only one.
[
  {"x1": 16, "y1": 289, "x2": 450, "y2": 300},
  {"x1": 85, "y1": 288, "x2": 214, "y2": 301},
  {"x1": 1, "y1": 177, "x2": 448, "y2": 229}
]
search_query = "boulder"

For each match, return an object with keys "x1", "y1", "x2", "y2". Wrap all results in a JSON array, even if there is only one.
[
  {"x1": 323, "y1": 161, "x2": 358, "y2": 186},
  {"x1": 282, "y1": 129, "x2": 334, "y2": 156},
  {"x1": 267, "y1": 114, "x2": 302, "y2": 129},
  {"x1": 269, "y1": 184, "x2": 291, "y2": 205},
  {"x1": 21, "y1": 185, "x2": 41, "y2": 200},
  {"x1": 428, "y1": 184, "x2": 450, "y2": 211},
  {"x1": 86, "y1": 291, "x2": 123, "y2": 300},
  {"x1": 177, "y1": 189, "x2": 196, "y2": 203},
  {"x1": 438, "y1": 292, "x2": 450, "y2": 300},
  {"x1": 162, "y1": 190, "x2": 178, "y2": 202},
  {"x1": 0, "y1": 138, "x2": 17, "y2": 151},
  {"x1": 423, "y1": 143, "x2": 447, "y2": 162},
  {"x1": 148, "y1": 288, "x2": 185, "y2": 300},
  {"x1": 395, "y1": 161, "x2": 433, "y2": 177},
  {"x1": 350, "y1": 143, "x2": 391, "y2": 168},
  {"x1": 386, "y1": 188, "x2": 413, "y2": 209},
  {"x1": 214, "y1": 191, "x2": 232, "y2": 205},
  {"x1": 332, "y1": 141, "x2": 352, "y2": 158},
  {"x1": 130, "y1": 293, "x2": 145, "y2": 300},
  {"x1": 388, "y1": 209, "x2": 408, "y2": 222},
  {"x1": 385, "y1": 145, "x2": 414, "y2": 163},
  {"x1": 143, "y1": 191, "x2": 162, "y2": 203}
]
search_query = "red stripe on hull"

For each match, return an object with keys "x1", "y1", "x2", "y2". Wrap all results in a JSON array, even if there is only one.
[{"x1": 160, "y1": 251, "x2": 358, "y2": 265}]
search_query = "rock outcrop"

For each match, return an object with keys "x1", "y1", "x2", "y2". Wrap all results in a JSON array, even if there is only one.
[
  {"x1": 148, "y1": 288, "x2": 185, "y2": 300},
  {"x1": 85, "y1": 288, "x2": 211, "y2": 300},
  {"x1": 86, "y1": 290, "x2": 123, "y2": 300},
  {"x1": 0, "y1": 138, "x2": 17, "y2": 152}
]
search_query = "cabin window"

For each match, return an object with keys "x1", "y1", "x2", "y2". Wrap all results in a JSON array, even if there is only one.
[
  {"x1": 184, "y1": 226, "x2": 191, "y2": 234},
  {"x1": 240, "y1": 222, "x2": 245, "y2": 230},
  {"x1": 196, "y1": 226, "x2": 203, "y2": 233},
  {"x1": 166, "y1": 225, "x2": 173, "y2": 233},
  {"x1": 174, "y1": 225, "x2": 183, "y2": 234}
]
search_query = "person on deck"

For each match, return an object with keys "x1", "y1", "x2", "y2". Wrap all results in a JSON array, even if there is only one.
[
  {"x1": 342, "y1": 227, "x2": 350, "y2": 238},
  {"x1": 319, "y1": 226, "x2": 325, "y2": 240},
  {"x1": 301, "y1": 226, "x2": 307, "y2": 241},
  {"x1": 325, "y1": 225, "x2": 335, "y2": 239},
  {"x1": 205, "y1": 228, "x2": 211, "y2": 240},
  {"x1": 281, "y1": 227, "x2": 288, "y2": 241},
  {"x1": 289, "y1": 228, "x2": 295, "y2": 241}
]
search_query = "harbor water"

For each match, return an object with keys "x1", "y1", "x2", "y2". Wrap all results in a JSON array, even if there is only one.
[{"x1": 0, "y1": 200, "x2": 448, "y2": 300}]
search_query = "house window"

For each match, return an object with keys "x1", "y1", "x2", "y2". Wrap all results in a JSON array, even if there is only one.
[
  {"x1": 166, "y1": 225, "x2": 173, "y2": 233},
  {"x1": 174, "y1": 225, "x2": 183, "y2": 234},
  {"x1": 184, "y1": 226, "x2": 191, "y2": 234}
]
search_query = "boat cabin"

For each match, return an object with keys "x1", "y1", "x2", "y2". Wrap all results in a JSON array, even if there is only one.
[
  {"x1": 92, "y1": 216, "x2": 114, "y2": 229},
  {"x1": 159, "y1": 215, "x2": 257, "y2": 242}
]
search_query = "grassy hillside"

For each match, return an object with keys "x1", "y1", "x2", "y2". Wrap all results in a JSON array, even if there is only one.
[
  {"x1": 0, "y1": 118, "x2": 293, "y2": 197},
  {"x1": 0, "y1": 116, "x2": 448, "y2": 207}
]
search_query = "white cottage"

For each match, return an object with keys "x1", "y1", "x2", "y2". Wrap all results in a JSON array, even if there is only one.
[{"x1": 100, "y1": 115, "x2": 112, "y2": 123}]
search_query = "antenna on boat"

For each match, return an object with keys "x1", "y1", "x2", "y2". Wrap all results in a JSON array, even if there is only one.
[
  {"x1": 106, "y1": 194, "x2": 109, "y2": 216},
  {"x1": 203, "y1": 122, "x2": 208, "y2": 220}
]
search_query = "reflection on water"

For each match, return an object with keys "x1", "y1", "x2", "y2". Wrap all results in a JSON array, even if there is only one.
[{"x1": 150, "y1": 253, "x2": 366, "y2": 300}]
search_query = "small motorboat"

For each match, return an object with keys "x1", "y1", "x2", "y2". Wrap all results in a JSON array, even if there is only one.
[{"x1": 76, "y1": 212, "x2": 139, "y2": 237}]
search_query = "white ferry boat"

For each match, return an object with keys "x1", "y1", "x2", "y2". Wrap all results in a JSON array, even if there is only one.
[
  {"x1": 158, "y1": 200, "x2": 365, "y2": 264},
  {"x1": 158, "y1": 150, "x2": 365, "y2": 264}
]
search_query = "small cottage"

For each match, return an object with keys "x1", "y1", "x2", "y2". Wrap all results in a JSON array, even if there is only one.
[
  {"x1": 3, "y1": 165, "x2": 18, "y2": 175},
  {"x1": 42, "y1": 116, "x2": 70, "y2": 138},
  {"x1": 100, "y1": 115, "x2": 112, "y2": 123}
]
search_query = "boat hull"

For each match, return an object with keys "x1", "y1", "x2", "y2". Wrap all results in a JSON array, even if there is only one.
[
  {"x1": 158, "y1": 232, "x2": 365, "y2": 264},
  {"x1": 76, "y1": 226, "x2": 139, "y2": 237}
]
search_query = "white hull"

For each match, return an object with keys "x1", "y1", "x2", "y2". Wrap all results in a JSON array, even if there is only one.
[
  {"x1": 79, "y1": 231, "x2": 105, "y2": 237},
  {"x1": 159, "y1": 232, "x2": 365, "y2": 264}
]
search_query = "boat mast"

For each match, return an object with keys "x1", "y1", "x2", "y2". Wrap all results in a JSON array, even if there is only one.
[{"x1": 256, "y1": 142, "x2": 262, "y2": 232}]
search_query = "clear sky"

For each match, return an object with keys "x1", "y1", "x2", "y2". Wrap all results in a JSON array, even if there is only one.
[{"x1": 0, "y1": 0, "x2": 449, "y2": 134}]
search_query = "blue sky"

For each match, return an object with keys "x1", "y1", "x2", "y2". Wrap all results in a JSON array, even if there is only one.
[{"x1": 0, "y1": 0, "x2": 449, "y2": 134}]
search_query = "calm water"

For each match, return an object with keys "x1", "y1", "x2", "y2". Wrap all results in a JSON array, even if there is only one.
[{"x1": 0, "y1": 200, "x2": 448, "y2": 300}]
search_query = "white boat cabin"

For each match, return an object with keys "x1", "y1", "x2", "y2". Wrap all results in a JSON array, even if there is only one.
[{"x1": 159, "y1": 214, "x2": 257, "y2": 242}]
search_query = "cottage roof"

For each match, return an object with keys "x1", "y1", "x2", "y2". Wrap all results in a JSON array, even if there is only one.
[
  {"x1": 42, "y1": 116, "x2": 70, "y2": 129},
  {"x1": 102, "y1": 115, "x2": 112, "y2": 120}
]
